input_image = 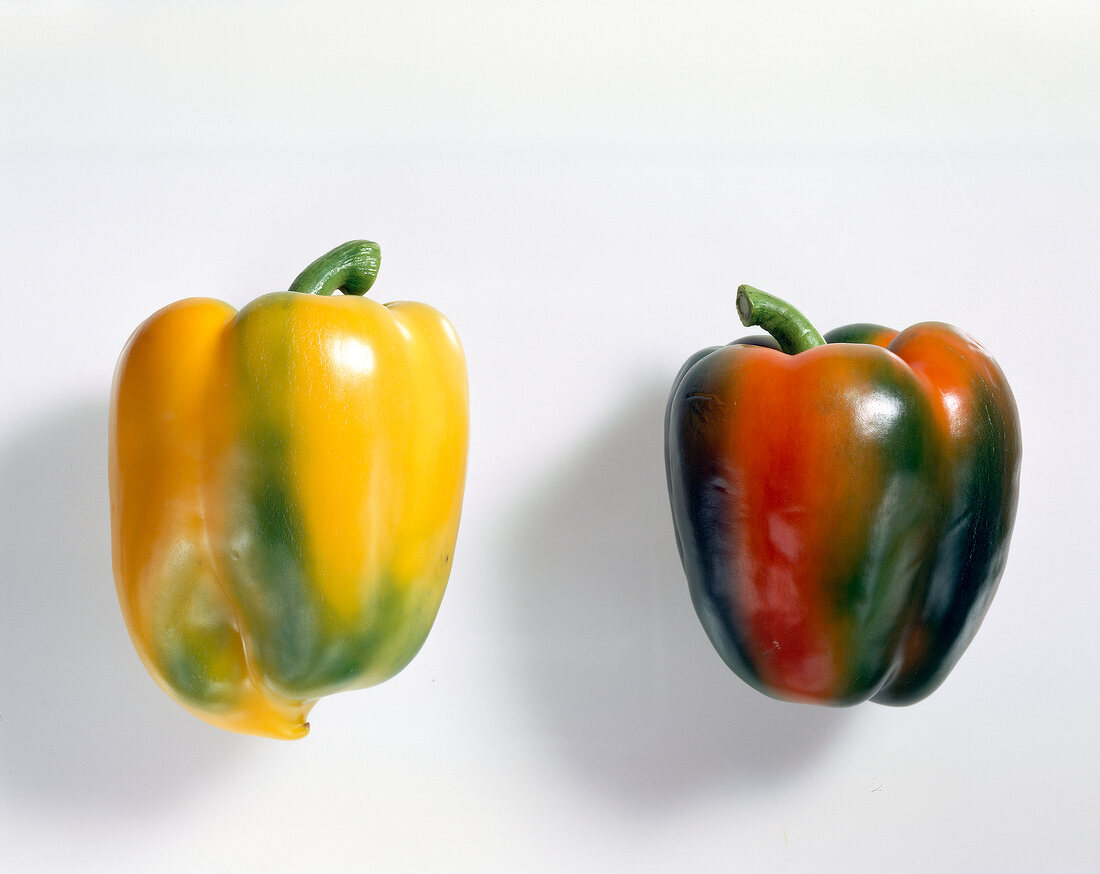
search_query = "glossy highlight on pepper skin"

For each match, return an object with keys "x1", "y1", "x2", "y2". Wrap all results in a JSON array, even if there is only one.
[
  {"x1": 109, "y1": 242, "x2": 468, "y2": 738},
  {"x1": 665, "y1": 287, "x2": 1020, "y2": 706}
]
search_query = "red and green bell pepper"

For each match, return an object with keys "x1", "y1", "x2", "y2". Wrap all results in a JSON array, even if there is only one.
[{"x1": 665, "y1": 286, "x2": 1021, "y2": 705}]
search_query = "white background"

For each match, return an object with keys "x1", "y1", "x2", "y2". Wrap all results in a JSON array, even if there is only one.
[{"x1": 2, "y1": 2, "x2": 1098, "y2": 871}]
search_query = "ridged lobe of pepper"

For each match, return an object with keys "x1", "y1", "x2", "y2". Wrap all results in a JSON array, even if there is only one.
[
  {"x1": 872, "y1": 323, "x2": 1021, "y2": 704},
  {"x1": 210, "y1": 292, "x2": 467, "y2": 702},
  {"x1": 110, "y1": 298, "x2": 312, "y2": 738}
]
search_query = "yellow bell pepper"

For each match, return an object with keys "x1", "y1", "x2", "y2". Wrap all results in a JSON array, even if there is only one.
[{"x1": 108, "y1": 241, "x2": 468, "y2": 738}]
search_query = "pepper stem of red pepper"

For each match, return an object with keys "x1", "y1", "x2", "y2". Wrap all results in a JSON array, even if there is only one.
[
  {"x1": 736, "y1": 285, "x2": 827, "y2": 354},
  {"x1": 288, "y1": 240, "x2": 381, "y2": 296}
]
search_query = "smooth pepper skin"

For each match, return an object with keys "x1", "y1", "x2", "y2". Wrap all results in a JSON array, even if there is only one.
[
  {"x1": 665, "y1": 286, "x2": 1020, "y2": 706},
  {"x1": 109, "y1": 242, "x2": 468, "y2": 738}
]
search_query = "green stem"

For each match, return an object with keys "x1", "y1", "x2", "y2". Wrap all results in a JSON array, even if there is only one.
[
  {"x1": 736, "y1": 285, "x2": 826, "y2": 354},
  {"x1": 289, "y1": 241, "x2": 381, "y2": 296}
]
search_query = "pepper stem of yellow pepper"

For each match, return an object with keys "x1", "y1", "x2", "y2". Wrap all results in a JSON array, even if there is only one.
[
  {"x1": 736, "y1": 285, "x2": 827, "y2": 354},
  {"x1": 289, "y1": 240, "x2": 381, "y2": 296}
]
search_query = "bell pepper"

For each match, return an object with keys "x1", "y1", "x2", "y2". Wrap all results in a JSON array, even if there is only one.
[
  {"x1": 665, "y1": 286, "x2": 1020, "y2": 706},
  {"x1": 109, "y1": 241, "x2": 468, "y2": 738}
]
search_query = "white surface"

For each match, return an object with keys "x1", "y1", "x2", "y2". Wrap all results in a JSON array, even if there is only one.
[{"x1": 2, "y1": 3, "x2": 1098, "y2": 872}]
